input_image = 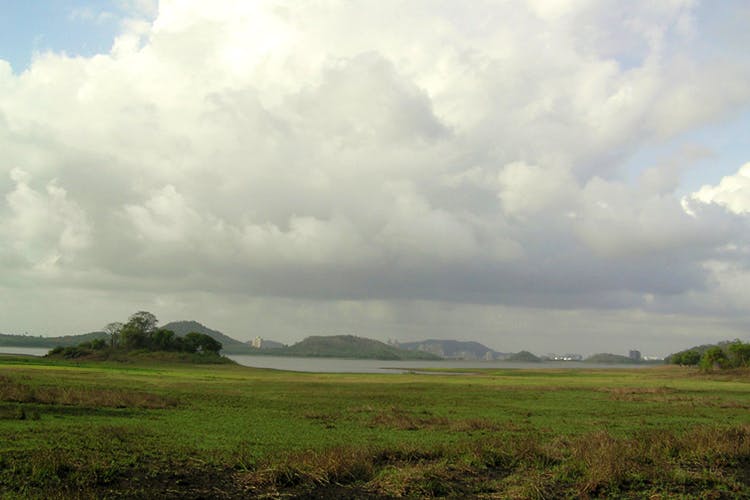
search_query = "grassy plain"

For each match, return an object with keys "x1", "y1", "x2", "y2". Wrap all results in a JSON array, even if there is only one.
[{"x1": 1, "y1": 355, "x2": 749, "y2": 498}]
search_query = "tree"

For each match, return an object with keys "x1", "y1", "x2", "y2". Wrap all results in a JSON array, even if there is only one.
[
  {"x1": 126, "y1": 311, "x2": 158, "y2": 334},
  {"x1": 104, "y1": 322, "x2": 123, "y2": 349},
  {"x1": 184, "y1": 332, "x2": 222, "y2": 354},
  {"x1": 121, "y1": 311, "x2": 159, "y2": 350},
  {"x1": 90, "y1": 338, "x2": 107, "y2": 350},
  {"x1": 728, "y1": 340, "x2": 750, "y2": 368},
  {"x1": 700, "y1": 347, "x2": 729, "y2": 372},
  {"x1": 679, "y1": 350, "x2": 701, "y2": 366},
  {"x1": 150, "y1": 329, "x2": 176, "y2": 351}
]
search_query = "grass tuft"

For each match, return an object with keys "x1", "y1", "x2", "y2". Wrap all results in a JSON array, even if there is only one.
[{"x1": 0, "y1": 379, "x2": 177, "y2": 409}]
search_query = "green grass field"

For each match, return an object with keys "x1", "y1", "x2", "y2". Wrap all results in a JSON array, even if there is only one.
[{"x1": 1, "y1": 355, "x2": 749, "y2": 498}]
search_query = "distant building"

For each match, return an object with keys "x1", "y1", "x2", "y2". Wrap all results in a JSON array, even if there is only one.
[
  {"x1": 547, "y1": 353, "x2": 583, "y2": 361},
  {"x1": 629, "y1": 350, "x2": 642, "y2": 361},
  {"x1": 251, "y1": 337, "x2": 263, "y2": 349}
]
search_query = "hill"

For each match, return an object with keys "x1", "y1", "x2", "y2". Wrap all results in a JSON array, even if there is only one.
[
  {"x1": 0, "y1": 331, "x2": 107, "y2": 348},
  {"x1": 162, "y1": 321, "x2": 261, "y2": 354},
  {"x1": 278, "y1": 335, "x2": 442, "y2": 360},
  {"x1": 584, "y1": 353, "x2": 638, "y2": 364},
  {"x1": 398, "y1": 339, "x2": 505, "y2": 360},
  {"x1": 506, "y1": 350, "x2": 542, "y2": 362}
]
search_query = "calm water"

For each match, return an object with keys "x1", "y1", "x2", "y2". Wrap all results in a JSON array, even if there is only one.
[
  {"x1": 226, "y1": 354, "x2": 652, "y2": 373},
  {"x1": 0, "y1": 347, "x2": 653, "y2": 373},
  {"x1": 0, "y1": 346, "x2": 50, "y2": 357}
]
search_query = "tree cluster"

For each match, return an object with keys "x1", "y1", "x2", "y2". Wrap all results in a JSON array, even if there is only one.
[
  {"x1": 108, "y1": 311, "x2": 222, "y2": 353},
  {"x1": 669, "y1": 340, "x2": 750, "y2": 371},
  {"x1": 50, "y1": 311, "x2": 222, "y2": 358}
]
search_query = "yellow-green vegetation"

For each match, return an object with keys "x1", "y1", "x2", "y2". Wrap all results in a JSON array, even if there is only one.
[{"x1": 1, "y1": 355, "x2": 749, "y2": 499}]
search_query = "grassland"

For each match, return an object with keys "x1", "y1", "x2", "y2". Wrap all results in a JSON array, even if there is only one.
[{"x1": 1, "y1": 355, "x2": 749, "y2": 498}]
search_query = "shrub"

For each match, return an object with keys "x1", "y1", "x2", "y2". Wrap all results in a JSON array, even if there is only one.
[
  {"x1": 699, "y1": 347, "x2": 729, "y2": 372},
  {"x1": 728, "y1": 340, "x2": 750, "y2": 368}
]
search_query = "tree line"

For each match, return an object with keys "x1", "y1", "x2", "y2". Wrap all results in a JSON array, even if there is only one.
[{"x1": 668, "y1": 339, "x2": 750, "y2": 371}]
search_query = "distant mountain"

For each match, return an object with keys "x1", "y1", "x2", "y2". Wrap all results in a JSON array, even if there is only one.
[
  {"x1": 162, "y1": 321, "x2": 259, "y2": 354},
  {"x1": 2, "y1": 324, "x2": 442, "y2": 360},
  {"x1": 506, "y1": 350, "x2": 542, "y2": 362},
  {"x1": 277, "y1": 335, "x2": 442, "y2": 360},
  {"x1": 398, "y1": 339, "x2": 505, "y2": 360},
  {"x1": 584, "y1": 353, "x2": 638, "y2": 364},
  {"x1": 0, "y1": 331, "x2": 107, "y2": 348}
]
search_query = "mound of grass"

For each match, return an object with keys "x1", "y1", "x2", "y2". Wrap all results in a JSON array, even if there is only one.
[
  {"x1": 45, "y1": 347, "x2": 234, "y2": 365},
  {"x1": 243, "y1": 425, "x2": 750, "y2": 498}
]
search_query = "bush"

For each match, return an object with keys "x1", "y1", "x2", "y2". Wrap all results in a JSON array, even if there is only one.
[
  {"x1": 184, "y1": 332, "x2": 222, "y2": 354},
  {"x1": 728, "y1": 340, "x2": 750, "y2": 368},
  {"x1": 699, "y1": 346, "x2": 729, "y2": 372},
  {"x1": 675, "y1": 350, "x2": 701, "y2": 366},
  {"x1": 90, "y1": 338, "x2": 107, "y2": 350}
]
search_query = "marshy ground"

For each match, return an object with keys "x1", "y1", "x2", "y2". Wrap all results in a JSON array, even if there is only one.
[{"x1": 1, "y1": 355, "x2": 749, "y2": 498}]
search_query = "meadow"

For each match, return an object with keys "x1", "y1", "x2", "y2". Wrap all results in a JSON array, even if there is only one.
[{"x1": 1, "y1": 355, "x2": 749, "y2": 498}]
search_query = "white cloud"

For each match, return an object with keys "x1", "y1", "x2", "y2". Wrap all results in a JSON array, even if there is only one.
[
  {"x1": 687, "y1": 162, "x2": 750, "y2": 215},
  {"x1": 497, "y1": 162, "x2": 578, "y2": 218},
  {"x1": 0, "y1": 169, "x2": 91, "y2": 272},
  {"x1": 69, "y1": 7, "x2": 116, "y2": 24},
  {"x1": 1, "y1": 0, "x2": 750, "y2": 352}
]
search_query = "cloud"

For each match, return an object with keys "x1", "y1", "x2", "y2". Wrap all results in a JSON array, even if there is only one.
[
  {"x1": 1, "y1": 0, "x2": 750, "y2": 353},
  {"x1": 687, "y1": 163, "x2": 750, "y2": 215},
  {"x1": 497, "y1": 162, "x2": 578, "y2": 218},
  {"x1": 69, "y1": 7, "x2": 116, "y2": 24},
  {"x1": 0, "y1": 168, "x2": 91, "y2": 273}
]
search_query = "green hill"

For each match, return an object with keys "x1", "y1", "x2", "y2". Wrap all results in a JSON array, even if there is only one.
[
  {"x1": 278, "y1": 335, "x2": 442, "y2": 360},
  {"x1": 506, "y1": 350, "x2": 542, "y2": 362},
  {"x1": 584, "y1": 353, "x2": 638, "y2": 364},
  {"x1": 162, "y1": 321, "x2": 257, "y2": 354},
  {"x1": 0, "y1": 331, "x2": 107, "y2": 348}
]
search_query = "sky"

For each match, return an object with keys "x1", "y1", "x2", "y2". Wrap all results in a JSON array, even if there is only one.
[{"x1": 2, "y1": 0, "x2": 750, "y2": 357}]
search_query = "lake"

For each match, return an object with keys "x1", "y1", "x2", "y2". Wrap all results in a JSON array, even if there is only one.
[
  {"x1": 226, "y1": 354, "x2": 651, "y2": 373},
  {"x1": 0, "y1": 347, "x2": 653, "y2": 373},
  {"x1": 0, "y1": 346, "x2": 51, "y2": 357}
]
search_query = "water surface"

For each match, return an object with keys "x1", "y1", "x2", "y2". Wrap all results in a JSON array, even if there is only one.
[
  {"x1": 0, "y1": 347, "x2": 654, "y2": 373},
  {"x1": 227, "y1": 354, "x2": 652, "y2": 373},
  {"x1": 0, "y1": 346, "x2": 51, "y2": 357}
]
